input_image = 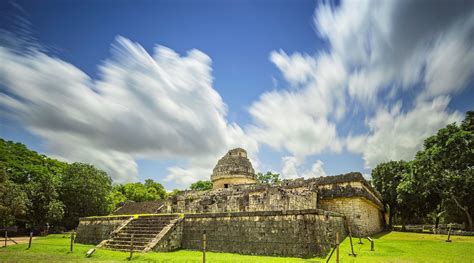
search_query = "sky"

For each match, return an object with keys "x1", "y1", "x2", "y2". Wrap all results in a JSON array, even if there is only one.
[{"x1": 0, "y1": 0, "x2": 473, "y2": 190}]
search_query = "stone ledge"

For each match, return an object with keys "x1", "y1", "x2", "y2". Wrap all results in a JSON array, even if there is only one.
[
  {"x1": 184, "y1": 209, "x2": 344, "y2": 218},
  {"x1": 78, "y1": 216, "x2": 132, "y2": 222}
]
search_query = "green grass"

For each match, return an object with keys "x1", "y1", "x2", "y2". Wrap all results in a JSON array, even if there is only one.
[{"x1": 0, "y1": 232, "x2": 473, "y2": 262}]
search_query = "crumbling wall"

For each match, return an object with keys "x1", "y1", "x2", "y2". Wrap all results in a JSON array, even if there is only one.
[
  {"x1": 75, "y1": 216, "x2": 131, "y2": 245},
  {"x1": 165, "y1": 182, "x2": 318, "y2": 214},
  {"x1": 319, "y1": 197, "x2": 384, "y2": 236},
  {"x1": 181, "y1": 209, "x2": 346, "y2": 258}
]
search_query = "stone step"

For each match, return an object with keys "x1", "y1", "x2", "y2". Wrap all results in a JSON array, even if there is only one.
[
  {"x1": 108, "y1": 240, "x2": 150, "y2": 246},
  {"x1": 111, "y1": 237, "x2": 153, "y2": 243},
  {"x1": 116, "y1": 233, "x2": 156, "y2": 238},
  {"x1": 132, "y1": 217, "x2": 178, "y2": 222},
  {"x1": 119, "y1": 229, "x2": 163, "y2": 234},
  {"x1": 106, "y1": 247, "x2": 145, "y2": 252},
  {"x1": 106, "y1": 244, "x2": 147, "y2": 250},
  {"x1": 124, "y1": 223, "x2": 168, "y2": 228}
]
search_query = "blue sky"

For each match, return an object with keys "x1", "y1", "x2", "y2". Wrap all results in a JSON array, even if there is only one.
[{"x1": 1, "y1": 0, "x2": 473, "y2": 190}]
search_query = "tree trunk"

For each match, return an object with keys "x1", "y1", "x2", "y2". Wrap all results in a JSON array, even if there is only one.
[
  {"x1": 389, "y1": 211, "x2": 393, "y2": 229},
  {"x1": 452, "y1": 196, "x2": 473, "y2": 231}
]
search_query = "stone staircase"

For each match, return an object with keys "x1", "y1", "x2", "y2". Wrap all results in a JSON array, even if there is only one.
[{"x1": 100, "y1": 215, "x2": 180, "y2": 252}]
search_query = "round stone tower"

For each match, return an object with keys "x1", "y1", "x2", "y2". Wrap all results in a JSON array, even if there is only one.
[{"x1": 211, "y1": 148, "x2": 257, "y2": 189}]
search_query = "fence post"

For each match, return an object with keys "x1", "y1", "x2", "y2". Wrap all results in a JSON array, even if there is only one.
[
  {"x1": 446, "y1": 224, "x2": 452, "y2": 242},
  {"x1": 367, "y1": 237, "x2": 374, "y2": 251},
  {"x1": 336, "y1": 231, "x2": 339, "y2": 263},
  {"x1": 70, "y1": 231, "x2": 75, "y2": 252},
  {"x1": 202, "y1": 230, "x2": 207, "y2": 263},
  {"x1": 4, "y1": 231, "x2": 7, "y2": 247},
  {"x1": 128, "y1": 233, "x2": 134, "y2": 260},
  {"x1": 28, "y1": 231, "x2": 33, "y2": 249},
  {"x1": 348, "y1": 227, "x2": 356, "y2": 257}
]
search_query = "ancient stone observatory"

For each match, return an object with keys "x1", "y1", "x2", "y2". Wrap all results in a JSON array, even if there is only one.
[
  {"x1": 211, "y1": 148, "x2": 257, "y2": 189},
  {"x1": 76, "y1": 148, "x2": 385, "y2": 258}
]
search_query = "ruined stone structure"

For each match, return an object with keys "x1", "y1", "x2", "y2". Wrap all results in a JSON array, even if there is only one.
[
  {"x1": 211, "y1": 148, "x2": 257, "y2": 189},
  {"x1": 76, "y1": 148, "x2": 385, "y2": 258}
]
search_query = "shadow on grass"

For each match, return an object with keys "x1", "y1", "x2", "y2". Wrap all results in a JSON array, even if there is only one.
[{"x1": 372, "y1": 230, "x2": 391, "y2": 239}]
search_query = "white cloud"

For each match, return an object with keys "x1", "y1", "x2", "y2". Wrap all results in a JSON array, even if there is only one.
[
  {"x1": 0, "y1": 36, "x2": 256, "y2": 184},
  {"x1": 303, "y1": 160, "x2": 327, "y2": 178},
  {"x1": 249, "y1": 0, "x2": 474, "y2": 174},
  {"x1": 315, "y1": 0, "x2": 474, "y2": 105},
  {"x1": 281, "y1": 156, "x2": 327, "y2": 179},
  {"x1": 349, "y1": 97, "x2": 462, "y2": 168},
  {"x1": 248, "y1": 52, "x2": 346, "y2": 159}
]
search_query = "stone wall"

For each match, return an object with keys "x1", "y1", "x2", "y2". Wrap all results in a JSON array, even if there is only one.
[
  {"x1": 212, "y1": 176, "x2": 257, "y2": 189},
  {"x1": 152, "y1": 218, "x2": 184, "y2": 252},
  {"x1": 181, "y1": 209, "x2": 346, "y2": 258},
  {"x1": 165, "y1": 182, "x2": 318, "y2": 214},
  {"x1": 319, "y1": 197, "x2": 384, "y2": 236},
  {"x1": 75, "y1": 216, "x2": 131, "y2": 245}
]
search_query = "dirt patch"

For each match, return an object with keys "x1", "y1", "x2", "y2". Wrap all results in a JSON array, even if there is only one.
[{"x1": 1, "y1": 236, "x2": 38, "y2": 247}]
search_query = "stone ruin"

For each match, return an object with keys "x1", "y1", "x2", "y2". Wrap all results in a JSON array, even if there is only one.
[{"x1": 76, "y1": 148, "x2": 385, "y2": 258}]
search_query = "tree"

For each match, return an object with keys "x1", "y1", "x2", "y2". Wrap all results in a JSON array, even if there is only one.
[
  {"x1": 0, "y1": 165, "x2": 27, "y2": 227},
  {"x1": 144, "y1": 179, "x2": 168, "y2": 199},
  {"x1": 23, "y1": 166, "x2": 64, "y2": 229},
  {"x1": 115, "y1": 179, "x2": 167, "y2": 203},
  {"x1": 60, "y1": 163, "x2": 112, "y2": 229},
  {"x1": 107, "y1": 185, "x2": 127, "y2": 213},
  {"x1": 372, "y1": 161, "x2": 409, "y2": 227},
  {"x1": 256, "y1": 171, "x2": 281, "y2": 184},
  {"x1": 413, "y1": 112, "x2": 474, "y2": 230},
  {"x1": 190, "y1": 180, "x2": 213, "y2": 191}
]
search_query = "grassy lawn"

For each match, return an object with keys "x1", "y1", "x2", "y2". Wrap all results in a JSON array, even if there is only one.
[{"x1": 0, "y1": 232, "x2": 473, "y2": 262}]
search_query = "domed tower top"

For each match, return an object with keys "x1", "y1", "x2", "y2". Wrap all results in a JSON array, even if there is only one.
[{"x1": 211, "y1": 148, "x2": 256, "y2": 189}]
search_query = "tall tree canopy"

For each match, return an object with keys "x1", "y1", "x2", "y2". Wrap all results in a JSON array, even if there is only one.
[
  {"x1": 372, "y1": 111, "x2": 474, "y2": 230},
  {"x1": 0, "y1": 138, "x2": 169, "y2": 230},
  {"x1": 412, "y1": 111, "x2": 474, "y2": 230},
  {"x1": 60, "y1": 163, "x2": 113, "y2": 229},
  {"x1": 0, "y1": 139, "x2": 67, "y2": 229},
  {"x1": 371, "y1": 160, "x2": 409, "y2": 227}
]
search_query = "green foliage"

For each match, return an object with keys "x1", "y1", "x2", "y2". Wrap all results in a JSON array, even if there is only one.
[
  {"x1": 112, "y1": 179, "x2": 168, "y2": 203},
  {"x1": 372, "y1": 160, "x2": 409, "y2": 226},
  {"x1": 256, "y1": 171, "x2": 281, "y2": 184},
  {"x1": 189, "y1": 180, "x2": 213, "y2": 191},
  {"x1": 60, "y1": 163, "x2": 113, "y2": 229},
  {"x1": 0, "y1": 165, "x2": 28, "y2": 227},
  {"x1": 411, "y1": 111, "x2": 474, "y2": 230},
  {"x1": 0, "y1": 138, "x2": 171, "y2": 230},
  {"x1": 373, "y1": 111, "x2": 474, "y2": 230},
  {"x1": 107, "y1": 186, "x2": 127, "y2": 212}
]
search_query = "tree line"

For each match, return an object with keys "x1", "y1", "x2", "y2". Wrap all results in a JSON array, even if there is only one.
[
  {"x1": 0, "y1": 138, "x2": 167, "y2": 231},
  {"x1": 372, "y1": 111, "x2": 473, "y2": 231}
]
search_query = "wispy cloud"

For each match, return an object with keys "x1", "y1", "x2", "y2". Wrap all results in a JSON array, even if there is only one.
[
  {"x1": 247, "y1": 0, "x2": 472, "y2": 172},
  {"x1": 0, "y1": 36, "x2": 257, "y2": 184}
]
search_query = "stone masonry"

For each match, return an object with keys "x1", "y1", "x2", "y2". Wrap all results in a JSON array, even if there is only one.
[{"x1": 76, "y1": 148, "x2": 385, "y2": 258}]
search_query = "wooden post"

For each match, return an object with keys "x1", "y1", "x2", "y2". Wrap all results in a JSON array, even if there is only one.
[
  {"x1": 4, "y1": 231, "x2": 7, "y2": 247},
  {"x1": 202, "y1": 230, "x2": 207, "y2": 263},
  {"x1": 367, "y1": 237, "x2": 374, "y2": 251},
  {"x1": 446, "y1": 224, "x2": 452, "y2": 242},
  {"x1": 70, "y1": 231, "x2": 75, "y2": 252},
  {"x1": 28, "y1": 232, "x2": 33, "y2": 249},
  {"x1": 358, "y1": 237, "x2": 363, "y2": 244},
  {"x1": 348, "y1": 227, "x2": 356, "y2": 257},
  {"x1": 336, "y1": 231, "x2": 339, "y2": 263},
  {"x1": 128, "y1": 233, "x2": 134, "y2": 260}
]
